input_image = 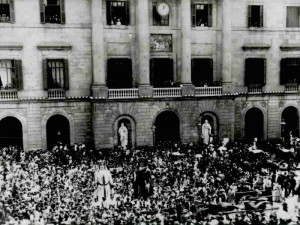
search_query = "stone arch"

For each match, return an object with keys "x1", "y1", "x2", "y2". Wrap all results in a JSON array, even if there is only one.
[
  {"x1": 281, "y1": 106, "x2": 299, "y2": 138},
  {"x1": 42, "y1": 110, "x2": 74, "y2": 150},
  {"x1": 0, "y1": 112, "x2": 28, "y2": 150},
  {"x1": 244, "y1": 107, "x2": 264, "y2": 142},
  {"x1": 113, "y1": 115, "x2": 136, "y2": 148},
  {"x1": 0, "y1": 116, "x2": 23, "y2": 149},
  {"x1": 46, "y1": 114, "x2": 71, "y2": 149},
  {"x1": 153, "y1": 110, "x2": 181, "y2": 144},
  {"x1": 199, "y1": 112, "x2": 219, "y2": 141}
]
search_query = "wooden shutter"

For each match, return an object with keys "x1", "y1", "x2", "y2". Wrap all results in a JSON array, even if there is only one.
[
  {"x1": 60, "y1": 0, "x2": 65, "y2": 24},
  {"x1": 287, "y1": 7, "x2": 299, "y2": 27},
  {"x1": 280, "y1": 59, "x2": 287, "y2": 85},
  {"x1": 191, "y1": 4, "x2": 196, "y2": 26},
  {"x1": 191, "y1": 59, "x2": 195, "y2": 85},
  {"x1": 9, "y1": 0, "x2": 15, "y2": 23},
  {"x1": 259, "y1": 5, "x2": 263, "y2": 27},
  {"x1": 40, "y1": 0, "x2": 45, "y2": 23},
  {"x1": 208, "y1": 4, "x2": 212, "y2": 27},
  {"x1": 150, "y1": 59, "x2": 154, "y2": 86},
  {"x1": 245, "y1": 58, "x2": 250, "y2": 85},
  {"x1": 107, "y1": 59, "x2": 113, "y2": 88},
  {"x1": 42, "y1": 59, "x2": 48, "y2": 90},
  {"x1": 247, "y1": 5, "x2": 252, "y2": 27},
  {"x1": 209, "y1": 58, "x2": 213, "y2": 83},
  {"x1": 126, "y1": 58, "x2": 132, "y2": 88},
  {"x1": 107, "y1": 1, "x2": 111, "y2": 25},
  {"x1": 125, "y1": 1, "x2": 130, "y2": 25},
  {"x1": 14, "y1": 60, "x2": 23, "y2": 90},
  {"x1": 262, "y1": 58, "x2": 266, "y2": 85},
  {"x1": 63, "y1": 59, "x2": 69, "y2": 90}
]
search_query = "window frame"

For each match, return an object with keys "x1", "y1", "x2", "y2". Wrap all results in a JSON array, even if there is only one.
[
  {"x1": 244, "y1": 58, "x2": 266, "y2": 87},
  {"x1": 280, "y1": 58, "x2": 300, "y2": 85},
  {"x1": 106, "y1": 0, "x2": 130, "y2": 26},
  {"x1": 107, "y1": 58, "x2": 133, "y2": 89},
  {"x1": 0, "y1": 0, "x2": 15, "y2": 23},
  {"x1": 40, "y1": 0, "x2": 65, "y2": 24},
  {"x1": 0, "y1": 59, "x2": 22, "y2": 90},
  {"x1": 191, "y1": 3, "x2": 212, "y2": 27},
  {"x1": 43, "y1": 59, "x2": 69, "y2": 90},
  {"x1": 248, "y1": 5, "x2": 264, "y2": 28},
  {"x1": 191, "y1": 58, "x2": 213, "y2": 87},
  {"x1": 286, "y1": 6, "x2": 300, "y2": 28}
]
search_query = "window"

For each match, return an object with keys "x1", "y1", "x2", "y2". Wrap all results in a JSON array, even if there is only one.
[
  {"x1": 191, "y1": 4, "x2": 212, "y2": 27},
  {"x1": 248, "y1": 5, "x2": 263, "y2": 27},
  {"x1": 153, "y1": 2, "x2": 169, "y2": 26},
  {"x1": 287, "y1": 7, "x2": 300, "y2": 27},
  {"x1": 280, "y1": 58, "x2": 300, "y2": 84},
  {"x1": 107, "y1": 58, "x2": 132, "y2": 88},
  {"x1": 191, "y1": 58, "x2": 213, "y2": 86},
  {"x1": 43, "y1": 59, "x2": 69, "y2": 90},
  {"x1": 245, "y1": 58, "x2": 266, "y2": 86},
  {"x1": 0, "y1": 60, "x2": 22, "y2": 90},
  {"x1": 40, "y1": 0, "x2": 65, "y2": 24},
  {"x1": 0, "y1": 0, "x2": 14, "y2": 23},
  {"x1": 106, "y1": 1, "x2": 130, "y2": 25}
]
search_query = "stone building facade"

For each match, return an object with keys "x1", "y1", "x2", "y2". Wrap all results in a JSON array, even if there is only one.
[{"x1": 0, "y1": 0, "x2": 300, "y2": 150}]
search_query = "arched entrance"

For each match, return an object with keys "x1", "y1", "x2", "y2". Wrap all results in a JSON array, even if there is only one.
[
  {"x1": 117, "y1": 118, "x2": 133, "y2": 148},
  {"x1": 199, "y1": 112, "x2": 219, "y2": 142},
  {"x1": 0, "y1": 117, "x2": 23, "y2": 148},
  {"x1": 46, "y1": 115, "x2": 70, "y2": 149},
  {"x1": 282, "y1": 106, "x2": 299, "y2": 138},
  {"x1": 245, "y1": 108, "x2": 264, "y2": 142},
  {"x1": 154, "y1": 111, "x2": 180, "y2": 144}
]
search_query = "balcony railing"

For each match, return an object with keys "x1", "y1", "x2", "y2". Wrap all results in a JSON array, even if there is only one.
[
  {"x1": 0, "y1": 90, "x2": 18, "y2": 100},
  {"x1": 48, "y1": 89, "x2": 66, "y2": 99},
  {"x1": 285, "y1": 84, "x2": 298, "y2": 93},
  {"x1": 153, "y1": 87, "x2": 182, "y2": 98},
  {"x1": 195, "y1": 86, "x2": 222, "y2": 96},
  {"x1": 248, "y1": 86, "x2": 263, "y2": 94},
  {"x1": 108, "y1": 88, "x2": 139, "y2": 99}
]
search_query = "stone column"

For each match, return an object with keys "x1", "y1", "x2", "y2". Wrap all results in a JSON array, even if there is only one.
[
  {"x1": 91, "y1": 0, "x2": 107, "y2": 98},
  {"x1": 180, "y1": 0, "x2": 194, "y2": 96},
  {"x1": 221, "y1": 0, "x2": 232, "y2": 93},
  {"x1": 136, "y1": 0, "x2": 152, "y2": 97}
]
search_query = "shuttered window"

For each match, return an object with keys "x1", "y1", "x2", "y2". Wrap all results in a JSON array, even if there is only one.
[
  {"x1": 287, "y1": 7, "x2": 300, "y2": 27},
  {"x1": 43, "y1": 59, "x2": 69, "y2": 90},
  {"x1": 40, "y1": 0, "x2": 65, "y2": 24},
  {"x1": 248, "y1": 5, "x2": 263, "y2": 28},
  {"x1": 280, "y1": 58, "x2": 300, "y2": 85},
  {"x1": 245, "y1": 58, "x2": 266, "y2": 86},
  {"x1": 0, "y1": 59, "x2": 22, "y2": 90},
  {"x1": 0, "y1": 0, "x2": 15, "y2": 23},
  {"x1": 191, "y1": 58, "x2": 213, "y2": 86},
  {"x1": 191, "y1": 4, "x2": 212, "y2": 27},
  {"x1": 106, "y1": 1, "x2": 130, "y2": 25}
]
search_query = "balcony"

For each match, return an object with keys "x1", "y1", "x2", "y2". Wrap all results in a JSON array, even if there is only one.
[
  {"x1": 248, "y1": 86, "x2": 263, "y2": 94},
  {"x1": 153, "y1": 87, "x2": 182, "y2": 98},
  {"x1": 195, "y1": 86, "x2": 222, "y2": 97},
  {"x1": 48, "y1": 89, "x2": 66, "y2": 99},
  {"x1": 108, "y1": 88, "x2": 139, "y2": 99},
  {"x1": 0, "y1": 90, "x2": 18, "y2": 100},
  {"x1": 285, "y1": 84, "x2": 298, "y2": 93}
]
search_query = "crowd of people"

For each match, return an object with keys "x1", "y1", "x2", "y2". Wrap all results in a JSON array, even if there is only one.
[{"x1": 1, "y1": 140, "x2": 300, "y2": 225}]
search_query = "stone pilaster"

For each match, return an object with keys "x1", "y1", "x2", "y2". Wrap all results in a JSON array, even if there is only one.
[
  {"x1": 221, "y1": 0, "x2": 232, "y2": 93},
  {"x1": 91, "y1": 0, "x2": 107, "y2": 98},
  {"x1": 180, "y1": 0, "x2": 194, "y2": 96}
]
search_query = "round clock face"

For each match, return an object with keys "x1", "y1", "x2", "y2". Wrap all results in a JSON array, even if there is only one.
[{"x1": 156, "y1": 2, "x2": 170, "y2": 17}]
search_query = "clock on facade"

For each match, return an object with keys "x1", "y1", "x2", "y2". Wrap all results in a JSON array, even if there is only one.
[{"x1": 156, "y1": 1, "x2": 170, "y2": 17}]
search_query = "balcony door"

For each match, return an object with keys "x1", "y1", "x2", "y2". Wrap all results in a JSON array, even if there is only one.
[
  {"x1": 107, "y1": 58, "x2": 132, "y2": 88},
  {"x1": 150, "y1": 58, "x2": 174, "y2": 87}
]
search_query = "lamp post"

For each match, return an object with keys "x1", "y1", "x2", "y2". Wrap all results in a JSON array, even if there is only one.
[
  {"x1": 197, "y1": 122, "x2": 202, "y2": 144},
  {"x1": 280, "y1": 119, "x2": 286, "y2": 144},
  {"x1": 151, "y1": 125, "x2": 156, "y2": 146}
]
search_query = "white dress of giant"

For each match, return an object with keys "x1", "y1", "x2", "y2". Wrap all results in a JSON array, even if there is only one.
[
  {"x1": 93, "y1": 167, "x2": 114, "y2": 207},
  {"x1": 202, "y1": 120, "x2": 212, "y2": 145}
]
